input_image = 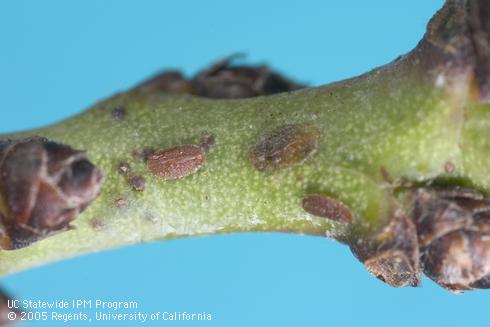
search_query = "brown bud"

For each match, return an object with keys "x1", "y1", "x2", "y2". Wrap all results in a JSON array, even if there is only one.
[
  {"x1": 132, "y1": 55, "x2": 304, "y2": 99},
  {"x1": 0, "y1": 137, "x2": 104, "y2": 249},
  {"x1": 134, "y1": 71, "x2": 192, "y2": 95},
  {"x1": 192, "y1": 55, "x2": 304, "y2": 99},
  {"x1": 250, "y1": 124, "x2": 319, "y2": 172},
  {"x1": 412, "y1": 187, "x2": 490, "y2": 291},
  {"x1": 364, "y1": 250, "x2": 419, "y2": 288},
  {"x1": 350, "y1": 212, "x2": 420, "y2": 288}
]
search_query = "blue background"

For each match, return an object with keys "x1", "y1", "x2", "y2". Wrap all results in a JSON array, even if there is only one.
[{"x1": 2, "y1": 1, "x2": 487, "y2": 326}]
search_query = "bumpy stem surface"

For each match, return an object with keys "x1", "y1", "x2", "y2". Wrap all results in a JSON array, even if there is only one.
[{"x1": 0, "y1": 0, "x2": 489, "y2": 291}]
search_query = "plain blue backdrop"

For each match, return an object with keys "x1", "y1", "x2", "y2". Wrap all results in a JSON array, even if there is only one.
[{"x1": 2, "y1": 1, "x2": 487, "y2": 326}]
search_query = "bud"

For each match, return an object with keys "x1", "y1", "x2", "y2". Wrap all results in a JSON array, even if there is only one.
[
  {"x1": 133, "y1": 55, "x2": 304, "y2": 99},
  {"x1": 0, "y1": 137, "x2": 104, "y2": 249},
  {"x1": 192, "y1": 55, "x2": 303, "y2": 98},
  {"x1": 135, "y1": 71, "x2": 192, "y2": 94},
  {"x1": 350, "y1": 212, "x2": 420, "y2": 288},
  {"x1": 412, "y1": 187, "x2": 490, "y2": 291}
]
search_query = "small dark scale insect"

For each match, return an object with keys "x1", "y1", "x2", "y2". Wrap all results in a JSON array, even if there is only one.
[
  {"x1": 128, "y1": 175, "x2": 146, "y2": 191},
  {"x1": 199, "y1": 132, "x2": 215, "y2": 152},
  {"x1": 117, "y1": 161, "x2": 131, "y2": 175},
  {"x1": 111, "y1": 106, "x2": 126, "y2": 121}
]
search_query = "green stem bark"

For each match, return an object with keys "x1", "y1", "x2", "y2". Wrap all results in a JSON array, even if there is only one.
[{"x1": 0, "y1": 0, "x2": 489, "y2": 284}]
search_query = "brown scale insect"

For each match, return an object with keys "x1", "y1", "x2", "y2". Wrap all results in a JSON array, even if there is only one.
[
  {"x1": 302, "y1": 194, "x2": 353, "y2": 223},
  {"x1": 250, "y1": 124, "x2": 319, "y2": 172},
  {"x1": 147, "y1": 144, "x2": 205, "y2": 180}
]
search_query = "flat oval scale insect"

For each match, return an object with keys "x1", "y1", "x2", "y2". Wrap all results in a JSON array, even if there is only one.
[
  {"x1": 250, "y1": 124, "x2": 319, "y2": 172},
  {"x1": 147, "y1": 144, "x2": 205, "y2": 180},
  {"x1": 302, "y1": 194, "x2": 352, "y2": 223}
]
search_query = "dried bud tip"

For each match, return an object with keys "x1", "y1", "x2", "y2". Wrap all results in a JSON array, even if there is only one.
[
  {"x1": 365, "y1": 250, "x2": 419, "y2": 287},
  {"x1": 0, "y1": 137, "x2": 104, "y2": 249},
  {"x1": 351, "y1": 212, "x2": 420, "y2": 288}
]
